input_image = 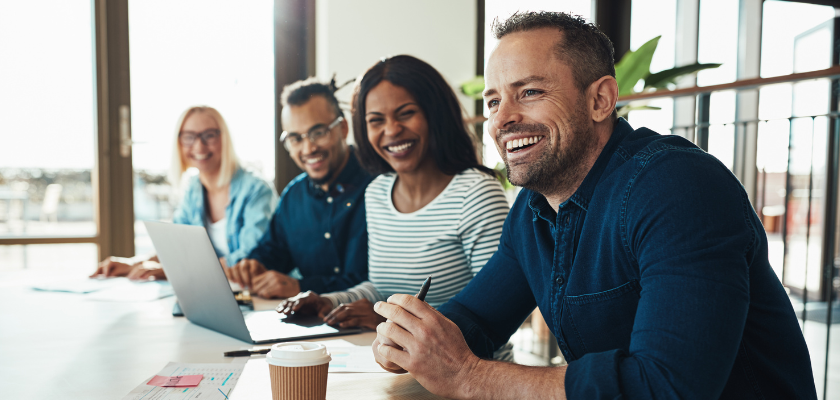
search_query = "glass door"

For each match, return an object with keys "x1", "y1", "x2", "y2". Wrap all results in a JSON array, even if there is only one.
[{"x1": 126, "y1": 0, "x2": 276, "y2": 257}]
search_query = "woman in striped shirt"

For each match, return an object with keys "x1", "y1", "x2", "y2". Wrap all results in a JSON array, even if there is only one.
[{"x1": 277, "y1": 56, "x2": 509, "y2": 342}]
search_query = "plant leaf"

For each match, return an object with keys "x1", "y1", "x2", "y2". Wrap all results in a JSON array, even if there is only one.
[
  {"x1": 461, "y1": 76, "x2": 485, "y2": 100},
  {"x1": 616, "y1": 104, "x2": 662, "y2": 118},
  {"x1": 644, "y1": 63, "x2": 722, "y2": 89},
  {"x1": 493, "y1": 162, "x2": 514, "y2": 190},
  {"x1": 614, "y1": 36, "x2": 660, "y2": 97}
]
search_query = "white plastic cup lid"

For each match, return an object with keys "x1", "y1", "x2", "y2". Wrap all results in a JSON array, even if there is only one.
[{"x1": 265, "y1": 342, "x2": 332, "y2": 367}]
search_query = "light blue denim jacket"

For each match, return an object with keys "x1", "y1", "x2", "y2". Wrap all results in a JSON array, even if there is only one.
[{"x1": 172, "y1": 167, "x2": 274, "y2": 266}]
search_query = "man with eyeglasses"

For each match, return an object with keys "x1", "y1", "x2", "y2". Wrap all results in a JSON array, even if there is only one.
[{"x1": 225, "y1": 78, "x2": 375, "y2": 299}]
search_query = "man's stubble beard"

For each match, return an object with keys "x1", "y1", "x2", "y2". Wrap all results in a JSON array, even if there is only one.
[
  {"x1": 501, "y1": 102, "x2": 596, "y2": 197},
  {"x1": 306, "y1": 144, "x2": 348, "y2": 185}
]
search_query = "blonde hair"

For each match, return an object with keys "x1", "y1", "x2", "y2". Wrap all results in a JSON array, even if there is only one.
[{"x1": 169, "y1": 106, "x2": 239, "y2": 190}]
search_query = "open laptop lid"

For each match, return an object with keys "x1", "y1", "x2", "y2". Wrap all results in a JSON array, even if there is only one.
[
  {"x1": 144, "y1": 221, "x2": 253, "y2": 342},
  {"x1": 144, "y1": 221, "x2": 360, "y2": 344}
]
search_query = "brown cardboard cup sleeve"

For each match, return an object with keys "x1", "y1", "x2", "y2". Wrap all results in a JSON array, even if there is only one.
[{"x1": 265, "y1": 342, "x2": 331, "y2": 400}]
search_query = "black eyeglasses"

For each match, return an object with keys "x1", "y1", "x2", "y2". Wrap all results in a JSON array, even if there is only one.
[
  {"x1": 179, "y1": 129, "x2": 221, "y2": 147},
  {"x1": 280, "y1": 116, "x2": 343, "y2": 151}
]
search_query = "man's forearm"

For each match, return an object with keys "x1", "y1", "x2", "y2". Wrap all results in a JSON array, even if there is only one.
[{"x1": 460, "y1": 359, "x2": 566, "y2": 400}]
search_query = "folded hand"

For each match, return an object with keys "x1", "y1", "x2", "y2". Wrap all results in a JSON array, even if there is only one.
[
  {"x1": 276, "y1": 291, "x2": 333, "y2": 317},
  {"x1": 126, "y1": 261, "x2": 166, "y2": 281},
  {"x1": 90, "y1": 257, "x2": 136, "y2": 278},
  {"x1": 225, "y1": 258, "x2": 267, "y2": 289},
  {"x1": 324, "y1": 298, "x2": 385, "y2": 330}
]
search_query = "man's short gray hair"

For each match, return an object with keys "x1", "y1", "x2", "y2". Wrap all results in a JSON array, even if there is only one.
[{"x1": 492, "y1": 11, "x2": 615, "y2": 93}]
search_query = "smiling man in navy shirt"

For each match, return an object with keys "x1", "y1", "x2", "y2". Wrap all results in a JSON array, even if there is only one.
[
  {"x1": 225, "y1": 78, "x2": 374, "y2": 299},
  {"x1": 370, "y1": 11, "x2": 817, "y2": 400}
]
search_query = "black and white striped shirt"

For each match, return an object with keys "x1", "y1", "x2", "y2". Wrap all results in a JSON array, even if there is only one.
[{"x1": 323, "y1": 168, "x2": 509, "y2": 308}]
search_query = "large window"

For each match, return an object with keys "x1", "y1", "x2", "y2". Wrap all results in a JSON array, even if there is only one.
[
  {"x1": 626, "y1": 0, "x2": 676, "y2": 136},
  {"x1": 128, "y1": 0, "x2": 276, "y2": 256},
  {"x1": 757, "y1": 1, "x2": 833, "y2": 285},
  {"x1": 757, "y1": 2, "x2": 836, "y2": 398},
  {"x1": 0, "y1": 1, "x2": 97, "y2": 271},
  {"x1": 697, "y1": 0, "x2": 740, "y2": 169}
]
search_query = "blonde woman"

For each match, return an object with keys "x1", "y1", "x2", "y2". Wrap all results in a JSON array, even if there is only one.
[{"x1": 91, "y1": 106, "x2": 274, "y2": 280}]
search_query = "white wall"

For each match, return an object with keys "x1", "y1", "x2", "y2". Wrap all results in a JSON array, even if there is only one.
[{"x1": 316, "y1": 0, "x2": 477, "y2": 129}]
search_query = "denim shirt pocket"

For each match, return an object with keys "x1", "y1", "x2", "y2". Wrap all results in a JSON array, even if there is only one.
[{"x1": 561, "y1": 279, "x2": 641, "y2": 360}]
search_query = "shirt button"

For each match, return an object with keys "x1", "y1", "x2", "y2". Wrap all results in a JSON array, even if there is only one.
[
  {"x1": 334, "y1": 267, "x2": 340, "y2": 273},
  {"x1": 555, "y1": 275, "x2": 564, "y2": 286},
  {"x1": 324, "y1": 232, "x2": 331, "y2": 239},
  {"x1": 565, "y1": 215, "x2": 570, "y2": 225},
  {"x1": 327, "y1": 197, "x2": 333, "y2": 203},
  {"x1": 346, "y1": 202, "x2": 352, "y2": 207}
]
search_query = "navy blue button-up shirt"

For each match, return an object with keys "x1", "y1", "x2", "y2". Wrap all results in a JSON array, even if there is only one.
[
  {"x1": 439, "y1": 119, "x2": 816, "y2": 399},
  {"x1": 248, "y1": 150, "x2": 375, "y2": 293}
]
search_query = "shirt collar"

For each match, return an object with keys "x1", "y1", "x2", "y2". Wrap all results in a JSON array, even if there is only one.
[
  {"x1": 527, "y1": 118, "x2": 634, "y2": 218},
  {"x1": 228, "y1": 167, "x2": 244, "y2": 197},
  {"x1": 200, "y1": 166, "x2": 243, "y2": 207},
  {"x1": 307, "y1": 146, "x2": 366, "y2": 198}
]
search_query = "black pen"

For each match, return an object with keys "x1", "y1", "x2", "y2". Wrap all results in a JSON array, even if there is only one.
[
  {"x1": 223, "y1": 348, "x2": 270, "y2": 357},
  {"x1": 416, "y1": 276, "x2": 431, "y2": 302}
]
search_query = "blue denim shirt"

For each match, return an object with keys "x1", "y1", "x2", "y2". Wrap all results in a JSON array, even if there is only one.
[
  {"x1": 439, "y1": 119, "x2": 816, "y2": 399},
  {"x1": 247, "y1": 151, "x2": 375, "y2": 293},
  {"x1": 173, "y1": 167, "x2": 274, "y2": 267}
]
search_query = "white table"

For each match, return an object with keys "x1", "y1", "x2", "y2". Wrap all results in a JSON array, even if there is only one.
[{"x1": 0, "y1": 269, "x2": 442, "y2": 399}]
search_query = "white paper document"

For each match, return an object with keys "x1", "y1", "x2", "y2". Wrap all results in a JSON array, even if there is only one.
[
  {"x1": 32, "y1": 277, "x2": 127, "y2": 294},
  {"x1": 121, "y1": 362, "x2": 244, "y2": 400},
  {"x1": 85, "y1": 280, "x2": 174, "y2": 302},
  {"x1": 328, "y1": 346, "x2": 383, "y2": 373},
  {"x1": 233, "y1": 338, "x2": 358, "y2": 354},
  {"x1": 229, "y1": 340, "x2": 379, "y2": 372},
  {"x1": 231, "y1": 359, "x2": 444, "y2": 400},
  {"x1": 32, "y1": 277, "x2": 174, "y2": 301}
]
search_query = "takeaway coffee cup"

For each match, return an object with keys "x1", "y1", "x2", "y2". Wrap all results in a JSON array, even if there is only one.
[{"x1": 265, "y1": 342, "x2": 332, "y2": 400}]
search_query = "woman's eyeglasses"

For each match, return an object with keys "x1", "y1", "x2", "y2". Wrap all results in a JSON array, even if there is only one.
[
  {"x1": 179, "y1": 129, "x2": 221, "y2": 147},
  {"x1": 280, "y1": 116, "x2": 343, "y2": 152}
]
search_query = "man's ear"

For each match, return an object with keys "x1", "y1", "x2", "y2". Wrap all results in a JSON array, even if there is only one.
[
  {"x1": 588, "y1": 76, "x2": 618, "y2": 123},
  {"x1": 340, "y1": 117, "x2": 349, "y2": 139}
]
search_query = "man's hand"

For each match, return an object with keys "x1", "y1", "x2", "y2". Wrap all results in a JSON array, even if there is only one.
[
  {"x1": 126, "y1": 261, "x2": 166, "y2": 281},
  {"x1": 324, "y1": 298, "x2": 385, "y2": 330},
  {"x1": 276, "y1": 291, "x2": 333, "y2": 317},
  {"x1": 90, "y1": 257, "x2": 136, "y2": 278},
  {"x1": 371, "y1": 336, "x2": 409, "y2": 374},
  {"x1": 372, "y1": 294, "x2": 481, "y2": 398},
  {"x1": 252, "y1": 270, "x2": 300, "y2": 299},
  {"x1": 225, "y1": 258, "x2": 267, "y2": 289}
]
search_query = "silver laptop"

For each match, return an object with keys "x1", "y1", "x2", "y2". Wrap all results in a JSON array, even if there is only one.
[{"x1": 144, "y1": 221, "x2": 361, "y2": 344}]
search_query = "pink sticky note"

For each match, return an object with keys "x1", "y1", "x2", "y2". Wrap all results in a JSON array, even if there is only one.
[{"x1": 147, "y1": 374, "x2": 204, "y2": 387}]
